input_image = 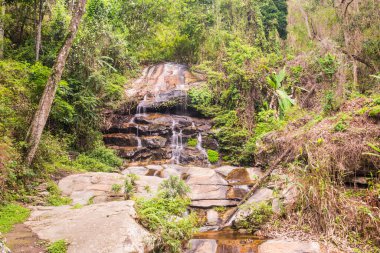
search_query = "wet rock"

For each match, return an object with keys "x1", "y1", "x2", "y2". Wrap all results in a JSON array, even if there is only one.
[
  {"x1": 258, "y1": 239, "x2": 321, "y2": 253},
  {"x1": 141, "y1": 136, "x2": 167, "y2": 148},
  {"x1": 58, "y1": 173, "x2": 125, "y2": 205},
  {"x1": 206, "y1": 210, "x2": 220, "y2": 226},
  {"x1": 103, "y1": 133, "x2": 138, "y2": 146},
  {"x1": 122, "y1": 166, "x2": 148, "y2": 176},
  {"x1": 25, "y1": 201, "x2": 154, "y2": 253},
  {"x1": 186, "y1": 239, "x2": 217, "y2": 253}
]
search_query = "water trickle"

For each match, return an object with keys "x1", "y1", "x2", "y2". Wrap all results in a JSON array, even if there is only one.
[
  {"x1": 137, "y1": 137, "x2": 142, "y2": 149},
  {"x1": 196, "y1": 133, "x2": 208, "y2": 157},
  {"x1": 171, "y1": 120, "x2": 183, "y2": 164}
]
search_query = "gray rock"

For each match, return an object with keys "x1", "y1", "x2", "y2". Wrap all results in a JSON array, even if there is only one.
[
  {"x1": 206, "y1": 210, "x2": 220, "y2": 226},
  {"x1": 186, "y1": 239, "x2": 217, "y2": 253},
  {"x1": 122, "y1": 166, "x2": 148, "y2": 176},
  {"x1": 189, "y1": 185, "x2": 229, "y2": 200},
  {"x1": 214, "y1": 166, "x2": 238, "y2": 177},
  {"x1": 0, "y1": 240, "x2": 11, "y2": 253},
  {"x1": 134, "y1": 176, "x2": 164, "y2": 199},
  {"x1": 58, "y1": 173, "x2": 125, "y2": 205},
  {"x1": 25, "y1": 201, "x2": 154, "y2": 253},
  {"x1": 258, "y1": 239, "x2": 321, "y2": 253},
  {"x1": 186, "y1": 167, "x2": 228, "y2": 185},
  {"x1": 246, "y1": 188, "x2": 273, "y2": 204},
  {"x1": 141, "y1": 136, "x2": 167, "y2": 148}
]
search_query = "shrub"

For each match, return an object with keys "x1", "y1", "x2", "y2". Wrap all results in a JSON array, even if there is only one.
[
  {"x1": 135, "y1": 197, "x2": 198, "y2": 253},
  {"x1": 111, "y1": 184, "x2": 122, "y2": 193},
  {"x1": 124, "y1": 174, "x2": 138, "y2": 199},
  {"x1": 187, "y1": 138, "x2": 197, "y2": 147},
  {"x1": 207, "y1": 149, "x2": 219, "y2": 163},
  {"x1": 0, "y1": 203, "x2": 30, "y2": 233},
  {"x1": 47, "y1": 240, "x2": 67, "y2": 253},
  {"x1": 73, "y1": 145, "x2": 122, "y2": 172},
  {"x1": 318, "y1": 53, "x2": 338, "y2": 79},
  {"x1": 234, "y1": 202, "x2": 273, "y2": 233},
  {"x1": 159, "y1": 176, "x2": 190, "y2": 199}
]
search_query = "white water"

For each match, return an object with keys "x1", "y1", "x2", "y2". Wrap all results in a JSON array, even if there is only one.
[
  {"x1": 196, "y1": 133, "x2": 209, "y2": 161},
  {"x1": 171, "y1": 120, "x2": 183, "y2": 164}
]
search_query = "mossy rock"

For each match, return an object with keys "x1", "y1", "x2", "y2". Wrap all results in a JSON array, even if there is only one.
[{"x1": 368, "y1": 105, "x2": 380, "y2": 119}]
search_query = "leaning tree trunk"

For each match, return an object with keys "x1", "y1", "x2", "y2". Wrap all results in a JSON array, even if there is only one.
[
  {"x1": 35, "y1": 0, "x2": 44, "y2": 61},
  {"x1": 0, "y1": 0, "x2": 5, "y2": 59},
  {"x1": 25, "y1": 0, "x2": 87, "y2": 166}
]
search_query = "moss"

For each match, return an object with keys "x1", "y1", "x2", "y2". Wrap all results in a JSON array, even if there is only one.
[
  {"x1": 207, "y1": 149, "x2": 219, "y2": 163},
  {"x1": 187, "y1": 138, "x2": 197, "y2": 147},
  {"x1": 47, "y1": 240, "x2": 67, "y2": 253},
  {"x1": 0, "y1": 204, "x2": 30, "y2": 233}
]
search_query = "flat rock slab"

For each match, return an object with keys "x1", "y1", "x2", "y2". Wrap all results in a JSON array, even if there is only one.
[
  {"x1": 258, "y1": 239, "x2": 321, "y2": 253},
  {"x1": 190, "y1": 200, "x2": 239, "y2": 208},
  {"x1": 25, "y1": 201, "x2": 154, "y2": 253},
  {"x1": 186, "y1": 239, "x2": 217, "y2": 253},
  {"x1": 134, "y1": 176, "x2": 164, "y2": 198},
  {"x1": 58, "y1": 172, "x2": 125, "y2": 205}
]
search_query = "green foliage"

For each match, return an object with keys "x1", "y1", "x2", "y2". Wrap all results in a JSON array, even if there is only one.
[
  {"x1": 46, "y1": 182, "x2": 72, "y2": 206},
  {"x1": 73, "y1": 145, "x2": 122, "y2": 172},
  {"x1": 207, "y1": 149, "x2": 219, "y2": 164},
  {"x1": 234, "y1": 202, "x2": 273, "y2": 233},
  {"x1": 267, "y1": 68, "x2": 295, "y2": 118},
  {"x1": 47, "y1": 240, "x2": 68, "y2": 253},
  {"x1": 318, "y1": 54, "x2": 338, "y2": 79},
  {"x1": 124, "y1": 174, "x2": 139, "y2": 199},
  {"x1": 135, "y1": 196, "x2": 198, "y2": 253},
  {"x1": 323, "y1": 91, "x2": 339, "y2": 114},
  {"x1": 0, "y1": 204, "x2": 30, "y2": 233},
  {"x1": 111, "y1": 184, "x2": 122, "y2": 193},
  {"x1": 159, "y1": 176, "x2": 190, "y2": 199},
  {"x1": 368, "y1": 105, "x2": 380, "y2": 118},
  {"x1": 187, "y1": 138, "x2": 197, "y2": 148}
]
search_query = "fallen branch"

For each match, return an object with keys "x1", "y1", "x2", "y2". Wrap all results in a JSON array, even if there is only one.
[{"x1": 218, "y1": 148, "x2": 292, "y2": 229}]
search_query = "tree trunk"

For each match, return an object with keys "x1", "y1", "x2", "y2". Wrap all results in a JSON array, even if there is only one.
[
  {"x1": 25, "y1": 0, "x2": 87, "y2": 166},
  {"x1": 35, "y1": 0, "x2": 43, "y2": 61},
  {"x1": 0, "y1": 0, "x2": 5, "y2": 59}
]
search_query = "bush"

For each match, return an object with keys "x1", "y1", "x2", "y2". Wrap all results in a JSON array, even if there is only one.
[
  {"x1": 135, "y1": 197, "x2": 198, "y2": 253},
  {"x1": 73, "y1": 145, "x2": 122, "y2": 172},
  {"x1": 159, "y1": 176, "x2": 190, "y2": 199},
  {"x1": 47, "y1": 240, "x2": 67, "y2": 253},
  {"x1": 234, "y1": 202, "x2": 273, "y2": 233},
  {"x1": 207, "y1": 149, "x2": 219, "y2": 163},
  {"x1": 0, "y1": 203, "x2": 30, "y2": 233}
]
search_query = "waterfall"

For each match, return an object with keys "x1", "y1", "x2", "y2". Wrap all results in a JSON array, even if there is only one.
[
  {"x1": 196, "y1": 133, "x2": 210, "y2": 165},
  {"x1": 136, "y1": 95, "x2": 148, "y2": 115},
  {"x1": 171, "y1": 120, "x2": 183, "y2": 164},
  {"x1": 137, "y1": 137, "x2": 142, "y2": 149}
]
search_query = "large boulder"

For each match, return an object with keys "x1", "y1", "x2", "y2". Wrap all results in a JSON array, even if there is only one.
[
  {"x1": 258, "y1": 239, "x2": 321, "y2": 253},
  {"x1": 25, "y1": 201, "x2": 154, "y2": 253},
  {"x1": 58, "y1": 173, "x2": 125, "y2": 205}
]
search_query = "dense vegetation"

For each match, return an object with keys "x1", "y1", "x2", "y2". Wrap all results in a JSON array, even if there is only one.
[{"x1": 0, "y1": 0, "x2": 379, "y2": 252}]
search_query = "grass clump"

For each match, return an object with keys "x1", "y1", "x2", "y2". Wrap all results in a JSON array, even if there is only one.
[
  {"x1": 46, "y1": 182, "x2": 72, "y2": 206},
  {"x1": 73, "y1": 146, "x2": 122, "y2": 172},
  {"x1": 207, "y1": 149, "x2": 219, "y2": 164},
  {"x1": 187, "y1": 138, "x2": 197, "y2": 147},
  {"x1": 234, "y1": 202, "x2": 273, "y2": 233},
  {"x1": 0, "y1": 203, "x2": 30, "y2": 233},
  {"x1": 135, "y1": 177, "x2": 198, "y2": 253},
  {"x1": 124, "y1": 174, "x2": 139, "y2": 199},
  {"x1": 47, "y1": 240, "x2": 67, "y2": 253},
  {"x1": 111, "y1": 184, "x2": 122, "y2": 193}
]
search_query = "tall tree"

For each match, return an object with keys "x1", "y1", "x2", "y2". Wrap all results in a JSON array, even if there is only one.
[
  {"x1": 35, "y1": 0, "x2": 44, "y2": 61},
  {"x1": 25, "y1": 0, "x2": 87, "y2": 165},
  {"x1": 0, "y1": 0, "x2": 5, "y2": 59}
]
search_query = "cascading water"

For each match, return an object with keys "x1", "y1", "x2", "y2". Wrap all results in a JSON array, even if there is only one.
[{"x1": 171, "y1": 120, "x2": 183, "y2": 164}]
